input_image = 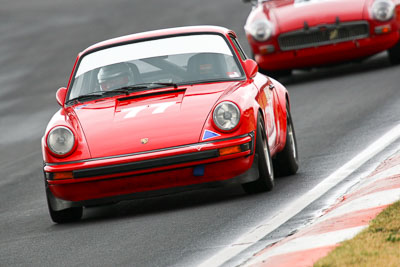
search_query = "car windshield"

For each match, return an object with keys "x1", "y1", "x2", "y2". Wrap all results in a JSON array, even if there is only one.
[{"x1": 68, "y1": 34, "x2": 245, "y2": 100}]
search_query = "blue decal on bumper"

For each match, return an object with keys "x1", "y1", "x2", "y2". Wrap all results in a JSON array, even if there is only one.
[{"x1": 193, "y1": 165, "x2": 205, "y2": 176}]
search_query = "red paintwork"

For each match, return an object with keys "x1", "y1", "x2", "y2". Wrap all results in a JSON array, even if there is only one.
[
  {"x1": 49, "y1": 156, "x2": 253, "y2": 202},
  {"x1": 245, "y1": 0, "x2": 400, "y2": 71},
  {"x1": 70, "y1": 82, "x2": 240, "y2": 158},
  {"x1": 42, "y1": 26, "x2": 290, "y2": 203},
  {"x1": 243, "y1": 59, "x2": 259, "y2": 78}
]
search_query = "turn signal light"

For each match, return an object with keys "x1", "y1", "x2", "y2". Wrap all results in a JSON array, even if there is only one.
[
  {"x1": 53, "y1": 171, "x2": 74, "y2": 180},
  {"x1": 259, "y1": 45, "x2": 275, "y2": 55},
  {"x1": 219, "y1": 145, "x2": 242, "y2": 156},
  {"x1": 375, "y1": 25, "x2": 391, "y2": 34}
]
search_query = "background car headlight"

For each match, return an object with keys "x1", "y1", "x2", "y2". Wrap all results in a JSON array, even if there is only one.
[
  {"x1": 213, "y1": 102, "x2": 240, "y2": 131},
  {"x1": 47, "y1": 126, "x2": 75, "y2": 156},
  {"x1": 371, "y1": 0, "x2": 395, "y2": 21},
  {"x1": 246, "y1": 20, "x2": 274, "y2": 42}
]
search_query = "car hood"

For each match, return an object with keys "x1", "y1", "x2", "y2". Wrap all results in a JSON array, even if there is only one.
[
  {"x1": 267, "y1": 0, "x2": 367, "y2": 33},
  {"x1": 72, "y1": 82, "x2": 240, "y2": 158}
]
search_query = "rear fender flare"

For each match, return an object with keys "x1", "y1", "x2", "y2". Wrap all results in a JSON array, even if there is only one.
[{"x1": 269, "y1": 78, "x2": 290, "y2": 152}]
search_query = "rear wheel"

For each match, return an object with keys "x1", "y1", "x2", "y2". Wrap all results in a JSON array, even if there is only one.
[
  {"x1": 46, "y1": 190, "x2": 82, "y2": 224},
  {"x1": 388, "y1": 41, "x2": 400, "y2": 65},
  {"x1": 242, "y1": 114, "x2": 274, "y2": 193},
  {"x1": 273, "y1": 104, "x2": 299, "y2": 177}
]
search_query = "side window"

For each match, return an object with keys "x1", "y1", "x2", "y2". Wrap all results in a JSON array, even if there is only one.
[{"x1": 230, "y1": 35, "x2": 248, "y2": 61}]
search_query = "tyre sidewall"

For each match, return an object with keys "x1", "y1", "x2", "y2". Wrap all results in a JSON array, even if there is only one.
[{"x1": 255, "y1": 114, "x2": 275, "y2": 189}]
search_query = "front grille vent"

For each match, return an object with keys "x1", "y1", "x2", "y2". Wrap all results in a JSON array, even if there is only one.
[{"x1": 278, "y1": 21, "x2": 369, "y2": 51}]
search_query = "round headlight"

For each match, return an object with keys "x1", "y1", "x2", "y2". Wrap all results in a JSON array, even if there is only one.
[
  {"x1": 372, "y1": 0, "x2": 395, "y2": 21},
  {"x1": 247, "y1": 20, "x2": 274, "y2": 42},
  {"x1": 47, "y1": 126, "x2": 75, "y2": 156},
  {"x1": 213, "y1": 102, "x2": 241, "y2": 131}
]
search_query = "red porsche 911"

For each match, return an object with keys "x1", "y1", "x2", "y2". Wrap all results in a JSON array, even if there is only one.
[
  {"x1": 42, "y1": 26, "x2": 298, "y2": 223},
  {"x1": 243, "y1": 0, "x2": 400, "y2": 76}
]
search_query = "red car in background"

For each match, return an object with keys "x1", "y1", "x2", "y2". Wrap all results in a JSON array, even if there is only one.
[
  {"x1": 243, "y1": 0, "x2": 400, "y2": 76},
  {"x1": 42, "y1": 26, "x2": 298, "y2": 223}
]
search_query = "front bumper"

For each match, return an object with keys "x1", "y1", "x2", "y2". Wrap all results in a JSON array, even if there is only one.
[{"x1": 44, "y1": 132, "x2": 256, "y2": 209}]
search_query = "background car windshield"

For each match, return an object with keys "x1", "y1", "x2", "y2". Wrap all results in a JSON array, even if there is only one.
[{"x1": 68, "y1": 34, "x2": 244, "y2": 100}]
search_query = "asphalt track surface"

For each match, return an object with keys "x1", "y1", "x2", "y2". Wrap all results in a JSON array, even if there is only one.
[{"x1": 1, "y1": 1, "x2": 400, "y2": 266}]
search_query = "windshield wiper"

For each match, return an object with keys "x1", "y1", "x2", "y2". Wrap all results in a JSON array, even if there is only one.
[
  {"x1": 130, "y1": 82, "x2": 179, "y2": 89},
  {"x1": 150, "y1": 82, "x2": 178, "y2": 89},
  {"x1": 116, "y1": 85, "x2": 151, "y2": 92},
  {"x1": 66, "y1": 89, "x2": 135, "y2": 105},
  {"x1": 66, "y1": 83, "x2": 178, "y2": 105},
  {"x1": 66, "y1": 91, "x2": 107, "y2": 105},
  {"x1": 113, "y1": 83, "x2": 178, "y2": 93}
]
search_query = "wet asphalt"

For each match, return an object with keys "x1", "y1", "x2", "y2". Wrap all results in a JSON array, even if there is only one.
[{"x1": 1, "y1": 0, "x2": 400, "y2": 266}]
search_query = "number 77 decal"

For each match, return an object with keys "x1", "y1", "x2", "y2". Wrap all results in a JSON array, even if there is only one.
[{"x1": 122, "y1": 102, "x2": 176, "y2": 118}]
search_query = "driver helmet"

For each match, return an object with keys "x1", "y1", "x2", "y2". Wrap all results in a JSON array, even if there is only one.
[{"x1": 97, "y1": 62, "x2": 134, "y2": 91}]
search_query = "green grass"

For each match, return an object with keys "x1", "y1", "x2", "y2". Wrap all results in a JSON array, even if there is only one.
[{"x1": 314, "y1": 200, "x2": 400, "y2": 267}]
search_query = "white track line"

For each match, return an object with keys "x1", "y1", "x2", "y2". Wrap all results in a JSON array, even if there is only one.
[
  {"x1": 198, "y1": 123, "x2": 400, "y2": 267},
  {"x1": 355, "y1": 163, "x2": 400, "y2": 192},
  {"x1": 321, "y1": 187, "x2": 400, "y2": 221},
  {"x1": 245, "y1": 225, "x2": 366, "y2": 264}
]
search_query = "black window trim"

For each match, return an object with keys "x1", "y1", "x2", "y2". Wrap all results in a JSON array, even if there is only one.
[{"x1": 229, "y1": 34, "x2": 248, "y2": 61}]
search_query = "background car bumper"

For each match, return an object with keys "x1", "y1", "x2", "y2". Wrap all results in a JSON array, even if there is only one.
[{"x1": 255, "y1": 30, "x2": 400, "y2": 71}]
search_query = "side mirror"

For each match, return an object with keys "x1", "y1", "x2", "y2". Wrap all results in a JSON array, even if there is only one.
[
  {"x1": 243, "y1": 59, "x2": 258, "y2": 79},
  {"x1": 56, "y1": 87, "x2": 67, "y2": 107}
]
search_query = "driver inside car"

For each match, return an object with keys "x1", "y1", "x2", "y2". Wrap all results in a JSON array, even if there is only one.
[{"x1": 97, "y1": 62, "x2": 134, "y2": 91}]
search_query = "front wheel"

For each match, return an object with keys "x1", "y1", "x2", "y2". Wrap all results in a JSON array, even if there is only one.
[
  {"x1": 388, "y1": 41, "x2": 400, "y2": 65},
  {"x1": 273, "y1": 104, "x2": 299, "y2": 177},
  {"x1": 46, "y1": 190, "x2": 83, "y2": 224},
  {"x1": 242, "y1": 114, "x2": 274, "y2": 194}
]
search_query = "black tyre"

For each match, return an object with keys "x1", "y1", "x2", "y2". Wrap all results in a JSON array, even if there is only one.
[
  {"x1": 388, "y1": 41, "x2": 400, "y2": 65},
  {"x1": 46, "y1": 191, "x2": 82, "y2": 224},
  {"x1": 273, "y1": 104, "x2": 299, "y2": 177},
  {"x1": 242, "y1": 114, "x2": 274, "y2": 193}
]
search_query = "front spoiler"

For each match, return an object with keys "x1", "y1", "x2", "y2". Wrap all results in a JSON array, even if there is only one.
[{"x1": 46, "y1": 155, "x2": 260, "y2": 211}]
